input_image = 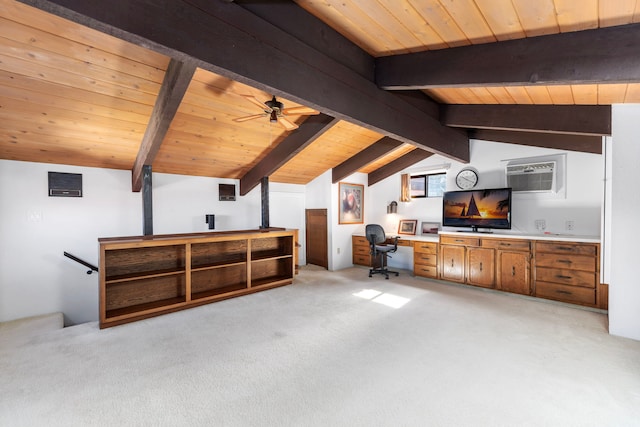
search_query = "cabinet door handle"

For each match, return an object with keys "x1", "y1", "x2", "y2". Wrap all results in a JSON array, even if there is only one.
[
  {"x1": 556, "y1": 246, "x2": 573, "y2": 251},
  {"x1": 512, "y1": 266, "x2": 516, "y2": 276},
  {"x1": 556, "y1": 275, "x2": 573, "y2": 280},
  {"x1": 556, "y1": 290, "x2": 572, "y2": 295},
  {"x1": 558, "y1": 259, "x2": 572, "y2": 264},
  {"x1": 500, "y1": 243, "x2": 511, "y2": 246},
  {"x1": 451, "y1": 259, "x2": 454, "y2": 268}
]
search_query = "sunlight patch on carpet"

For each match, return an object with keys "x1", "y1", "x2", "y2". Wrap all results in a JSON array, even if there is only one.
[{"x1": 353, "y1": 289, "x2": 410, "y2": 308}]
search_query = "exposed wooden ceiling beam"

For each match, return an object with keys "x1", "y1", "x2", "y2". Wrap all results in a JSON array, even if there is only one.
[
  {"x1": 441, "y1": 105, "x2": 611, "y2": 136},
  {"x1": 471, "y1": 129, "x2": 602, "y2": 154},
  {"x1": 376, "y1": 23, "x2": 640, "y2": 89},
  {"x1": 131, "y1": 58, "x2": 196, "y2": 192},
  {"x1": 18, "y1": 0, "x2": 469, "y2": 163},
  {"x1": 239, "y1": 114, "x2": 339, "y2": 196},
  {"x1": 368, "y1": 149, "x2": 433, "y2": 187},
  {"x1": 332, "y1": 137, "x2": 403, "y2": 184}
]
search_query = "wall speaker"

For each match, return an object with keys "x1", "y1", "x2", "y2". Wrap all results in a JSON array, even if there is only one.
[
  {"x1": 48, "y1": 172, "x2": 82, "y2": 197},
  {"x1": 219, "y1": 183, "x2": 236, "y2": 201}
]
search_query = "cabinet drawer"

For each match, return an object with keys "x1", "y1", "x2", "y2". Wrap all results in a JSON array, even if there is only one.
[
  {"x1": 535, "y1": 253, "x2": 596, "y2": 272},
  {"x1": 482, "y1": 239, "x2": 530, "y2": 251},
  {"x1": 414, "y1": 242, "x2": 438, "y2": 254},
  {"x1": 535, "y1": 281, "x2": 596, "y2": 306},
  {"x1": 535, "y1": 267, "x2": 596, "y2": 288},
  {"x1": 414, "y1": 252, "x2": 437, "y2": 266},
  {"x1": 352, "y1": 236, "x2": 369, "y2": 246},
  {"x1": 414, "y1": 265, "x2": 438, "y2": 278},
  {"x1": 396, "y1": 239, "x2": 412, "y2": 247},
  {"x1": 440, "y1": 236, "x2": 479, "y2": 246},
  {"x1": 353, "y1": 245, "x2": 370, "y2": 255},
  {"x1": 536, "y1": 242, "x2": 597, "y2": 256},
  {"x1": 353, "y1": 254, "x2": 371, "y2": 266}
]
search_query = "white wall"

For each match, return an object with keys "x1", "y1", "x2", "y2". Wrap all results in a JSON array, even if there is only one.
[
  {"x1": 0, "y1": 161, "x2": 139, "y2": 325},
  {"x1": 608, "y1": 105, "x2": 640, "y2": 341},
  {"x1": 367, "y1": 140, "x2": 603, "y2": 237},
  {"x1": 0, "y1": 160, "x2": 302, "y2": 325}
]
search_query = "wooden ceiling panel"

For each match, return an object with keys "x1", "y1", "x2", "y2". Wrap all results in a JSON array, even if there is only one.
[
  {"x1": 3, "y1": 0, "x2": 638, "y2": 188},
  {"x1": 153, "y1": 68, "x2": 319, "y2": 179},
  {"x1": 0, "y1": 0, "x2": 168, "y2": 171},
  {"x1": 357, "y1": 144, "x2": 417, "y2": 174},
  {"x1": 271, "y1": 121, "x2": 383, "y2": 184}
]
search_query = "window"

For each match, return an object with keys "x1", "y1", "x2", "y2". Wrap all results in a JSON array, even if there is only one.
[{"x1": 410, "y1": 173, "x2": 446, "y2": 198}]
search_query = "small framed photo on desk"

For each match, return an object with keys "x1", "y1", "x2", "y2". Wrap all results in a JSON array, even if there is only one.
[
  {"x1": 421, "y1": 222, "x2": 440, "y2": 235},
  {"x1": 398, "y1": 219, "x2": 418, "y2": 235}
]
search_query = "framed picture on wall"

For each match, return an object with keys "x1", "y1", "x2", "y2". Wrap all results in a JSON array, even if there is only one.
[
  {"x1": 338, "y1": 182, "x2": 364, "y2": 224},
  {"x1": 398, "y1": 219, "x2": 418, "y2": 235}
]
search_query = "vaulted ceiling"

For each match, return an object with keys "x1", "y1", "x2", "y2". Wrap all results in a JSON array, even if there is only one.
[{"x1": 0, "y1": 0, "x2": 630, "y2": 193}]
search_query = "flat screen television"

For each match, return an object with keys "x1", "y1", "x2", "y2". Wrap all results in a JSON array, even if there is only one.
[{"x1": 442, "y1": 188, "x2": 512, "y2": 232}]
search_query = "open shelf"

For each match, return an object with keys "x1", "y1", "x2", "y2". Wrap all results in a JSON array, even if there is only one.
[
  {"x1": 191, "y1": 264, "x2": 247, "y2": 299},
  {"x1": 105, "y1": 268, "x2": 185, "y2": 284},
  {"x1": 251, "y1": 236, "x2": 293, "y2": 261},
  {"x1": 104, "y1": 274, "x2": 186, "y2": 316},
  {"x1": 251, "y1": 257, "x2": 293, "y2": 286},
  {"x1": 251, "y1": 275, "x2": 294, "y2": 288},
  {"x1": 105, "y1": 245, "x2": 185, "y2": 280},
  {"x1": 105, "y1": 296, "x2": 186, "y2": 320},
  {"x1": 191, "y1": 283, "x2": 248, "y2": 301},
  {"x1": 100, "y1": 229, "x2": 297, "y2": 328},
  {"x1": 191, "y1": 240, "x2": 247, "y2": 269}
]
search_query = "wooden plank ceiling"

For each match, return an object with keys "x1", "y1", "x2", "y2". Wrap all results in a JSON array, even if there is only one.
[{"x1": 0, "y1": 0, "x2": 634, "y2": 189}]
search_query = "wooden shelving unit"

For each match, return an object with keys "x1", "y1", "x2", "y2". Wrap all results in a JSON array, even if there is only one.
[{"x1": 99, "y1": 229, "x2": 297, "y2": 328}]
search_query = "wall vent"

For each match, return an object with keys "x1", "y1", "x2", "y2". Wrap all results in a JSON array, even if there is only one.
[
  {"x1": 48, "y1": 171, "x2": 82, "y2": 197},
  {"x1": 506, "y1": 161, "x2": 556, "y2": 193}
]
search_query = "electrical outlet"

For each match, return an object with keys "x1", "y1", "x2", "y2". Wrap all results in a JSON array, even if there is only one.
[
  {"x1": 337, "y1": 247, "x2": 341, "y2": 254},
  {"x1": 535, "y1": 219, "x2": 546, "y2": 231},
  {"x1": 27, "y1": 210, "x2": 43, "y2": 222},
  {"x1": 565, "y1": 220, "x2": 575, "y2": 231}
]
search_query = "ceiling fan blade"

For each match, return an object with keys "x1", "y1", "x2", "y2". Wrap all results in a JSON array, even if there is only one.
[
  {"x1": 282, "y1": 106, "x2": 319, "y2": 116},
  {"x1": 241, "y1": 94, "x2": 272, "y2": 112},
  {"x1": 233, "y1": 113, "x2": 267, "y2": 123},
  {"x1": 278, "y1": 116, "x2": 299, "y2": 130}
]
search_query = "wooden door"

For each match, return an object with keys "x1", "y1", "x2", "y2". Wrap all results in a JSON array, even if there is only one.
[
  {"x1": 497, "y1": 251, "x2": 531, "y2": 295},
  {"x1": 440, "y1": 245, "x2": 465, "y2": 283},
  {"x1": 467, "y1": 247, "x2": 495, "y2": 288},
  {"x1": 305, "y1": 209, "x2": 328, "y2": 269}
]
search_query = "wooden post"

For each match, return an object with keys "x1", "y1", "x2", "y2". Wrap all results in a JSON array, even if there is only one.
[
  {"x1": 261, "y1": 176, "x2": 269, "y2": 229},
  {"x1": 142, "y1": 165, "x2": 153, "y2": 236}
]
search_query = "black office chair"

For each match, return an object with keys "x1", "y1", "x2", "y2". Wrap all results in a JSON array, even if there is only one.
[{"x1": 365, "y1": 224, "x2": 399, "y2": 279}]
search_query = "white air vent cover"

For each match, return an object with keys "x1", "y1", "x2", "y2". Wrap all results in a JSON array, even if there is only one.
[{"x1": 506, "y1": 161, "x2": 556, "y2": 193}]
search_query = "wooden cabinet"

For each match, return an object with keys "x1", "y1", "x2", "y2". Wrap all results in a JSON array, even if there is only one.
[
  {"x1": 99, "y1": 229, "x2": 296, "y2": 328},
  {"x1": 352, "y1": 235, "x2": 371, "y2": 266},
  {"x1": 485, "y1": 239, "x2": 531, "y2": 295},
  {"x1": 440, "y1": 235, "x2": 532, "y2": 295},
  {"x1": 413, "y1": 241, "x2": 438, "y2": 279},
  {"x1": 467, "y1": 247, "x2": 495, "y2": 288},
  {"x1": 533, "y1": 241, "x2": 599, "y2": 307},
  {"x1": 440, "y1": 243, "x2": 466, "y2": 283},
  {"x1": 496, "y1": 250, "x2": 530, "y2": 295}
]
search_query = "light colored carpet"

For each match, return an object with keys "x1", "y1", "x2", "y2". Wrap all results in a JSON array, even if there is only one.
[{"x1": 1, "y1": 266, "x2": 639, "y2": 426}]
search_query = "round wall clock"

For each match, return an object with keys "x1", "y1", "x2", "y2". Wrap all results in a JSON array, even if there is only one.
[{"x1": 455, "y1": 168, "x2": 479, "y2": 190}]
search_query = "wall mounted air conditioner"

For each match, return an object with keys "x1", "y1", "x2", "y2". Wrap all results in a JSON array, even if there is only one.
[{"x1": 506, "y1": 161, "x2": 556, "y2": 193}]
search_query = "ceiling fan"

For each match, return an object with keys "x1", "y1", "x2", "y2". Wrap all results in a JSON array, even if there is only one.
[{"x1": 233, "y1": 95, "x2": 319, "y2": 130}]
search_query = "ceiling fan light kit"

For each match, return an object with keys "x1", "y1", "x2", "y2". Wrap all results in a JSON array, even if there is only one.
[{"x1": 233, "y1": 94, "x2": 319, "y2": 130}]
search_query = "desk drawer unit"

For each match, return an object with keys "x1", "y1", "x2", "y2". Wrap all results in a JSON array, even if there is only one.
[
  {"x1": 534, "y1": 241, "x2": 599, "y2": 307},
  {"x1": 352, "y1": 236, "x2": 371, "y2": 266},
  {"x1": 414, "y1": 241, "x2": 438, "y2": 279}
]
